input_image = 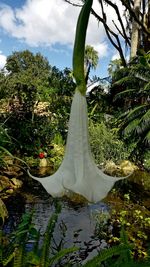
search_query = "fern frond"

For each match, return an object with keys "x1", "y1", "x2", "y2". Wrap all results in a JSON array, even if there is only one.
[
  {"x1": 120, "y1": 227, "x2": 129, "y2": 246},
  {"x1": 13, "y1": 247, "x2": 23, "y2": 267},
  {"x1": 48, "y1": 247, "x2": 78, "y2": 266},
  {"x1": 40, "y1": 201, "x2": 61, "y2": 267},
  {"x1": 83, "y1": 244, "x2": 131, "y2": 267},
  {"x1": 2, "y1": 251, "x2": 15, "y2": 267}
]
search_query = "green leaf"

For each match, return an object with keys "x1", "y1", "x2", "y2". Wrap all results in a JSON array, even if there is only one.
[
  {"x1": 29, "y1": 227, "x2": 39, "y2": 237},
  {"x1": 83, "y1": 244, "x2": 131, "y2": 267},
  {"x1": 137, "y1": 110, "x2": 150, "y2": 134},
  {"x1": 114, "y1": 89, "x2": 136, "y2": 101},
  {"x1": 125, "y1": 105, "x2": 149, "y2": 123},
  {"x1": 144, "y1": 130, "x2": 150, "y2": 146},
  {"x1": 123, "y1": 119, "x2": 140, "y2": 136},
  {"x1": 144, "y1": 81, "x2": 150, "y2": 91},
  {"x1": 48, "y1": 247, "x2": 78, "y2": 266}
]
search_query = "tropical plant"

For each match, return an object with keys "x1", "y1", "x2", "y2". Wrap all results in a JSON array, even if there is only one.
[
  {"x1": 110, "y1": 51, "x2": 150, "y2": 160},
  {"x1": 84, "y1": 44, "x2": 99, "y2": 83},
  {"x1": 84, "y1": 227, "x2": 150, "y2": 267},
  {"x1": 89, "y1": 121, "x2": 130, "y2": 165},
  {"x1": 0, "y1": 201, "x2": 77, "y2": 267}
]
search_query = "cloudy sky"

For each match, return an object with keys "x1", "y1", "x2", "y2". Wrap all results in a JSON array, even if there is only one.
[{"x1": 0, "y1": 0, "x2": 125, "y2": 77}]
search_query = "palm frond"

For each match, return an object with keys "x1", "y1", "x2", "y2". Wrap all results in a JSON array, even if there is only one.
[
  {"x1": 137, "y1": 110, "x2": 150, "y2": 134},
  {"x1": 130, "y1": 66, "x2": 150, "y2": 83},
  {"x1": 114, "y1": 76, "x2": 137, "y2": 87},
  {"x1": 144, "y1": 81, "x2": 150, "y2": 91},
  {"x1": 125, "y1": 105, "x2": 149, "y2": 123},
  {"x1": 114, "y1": 89, "x2": 136, "y2": 101},
  {"x1": 123, "y1": 119, "x2": 140, "y2": 136},
  {"x1": 140, "y1": 109, "x2": 150, "y2": 125},
  {"x1": 144, "y1": 130, "x2": 150, "y2": 147},
  {"x1": 135, "y1": 73, "x2": 150, "y2": 82}
]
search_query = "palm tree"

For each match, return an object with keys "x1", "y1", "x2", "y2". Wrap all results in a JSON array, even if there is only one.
[
  {"x1": 84, "y1": 45, "x2": 99, "y2": 83},
  {"x1": 111, "y1": 51, "x2": 150, "y2": 158}
]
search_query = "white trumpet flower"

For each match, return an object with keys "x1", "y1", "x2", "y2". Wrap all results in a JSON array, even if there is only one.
[
  {"x1": 28, "y1": 89, "x2": 128, "y2": 202},
  {"x1": 28, "y1": 0, "x2": 130, "y2": 202}
]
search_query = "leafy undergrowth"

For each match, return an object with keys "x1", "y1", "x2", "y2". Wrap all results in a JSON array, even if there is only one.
[{"x1": 97, "y1": 190, "x2": 150, "y2": 261}]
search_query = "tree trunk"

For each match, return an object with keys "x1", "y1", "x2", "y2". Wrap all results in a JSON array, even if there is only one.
[
  {"x1": 144, "y1": 0, "x2": 150, "y2": 52},
  {"x1": 130, "y1": 0, "x2": 141, "y2": 58}
]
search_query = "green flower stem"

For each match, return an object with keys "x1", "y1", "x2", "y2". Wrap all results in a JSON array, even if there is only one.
[{"x1": 73, "y1": 0, "x2": 93, "y2": 95}]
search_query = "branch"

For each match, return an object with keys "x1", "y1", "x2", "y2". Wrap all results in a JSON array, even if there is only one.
[
  {"x1": 97, "y1": 0, "x2": 127, "y2": 66},
  {"x1": 102, "y1": 0, "x2": 130, "y2": 46},
  {"x1": 112, "y1": 20, "x2": 131, "y2": 46},
  {"x1": 121, "y1": 0, "x2": 150, "y2": 37},
  {"x1": 64, "y1": 0, "x2": 82, "y2": 7}
]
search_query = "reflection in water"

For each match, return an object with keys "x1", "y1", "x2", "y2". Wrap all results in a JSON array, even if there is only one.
[
  {"x1": 25, "y1": 190, "x2": 110, "y2": 262},
  {"x1": 4, "y1": 186, "x2": 110, "y2": 263}
]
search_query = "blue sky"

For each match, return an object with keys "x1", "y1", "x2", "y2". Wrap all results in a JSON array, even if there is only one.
[{"x1": 0, "y1": 0, "x2": 124, "y2": 78}]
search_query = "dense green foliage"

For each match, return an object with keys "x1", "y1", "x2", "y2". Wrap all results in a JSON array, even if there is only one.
[
  {"x1": 109, "y1": 51, "x2": 150, "y2": 164},
  {"x1": 0, "y1": 49, "x2": 149, "y2": 168},
  {"x1": 0, "y1": 50, "x2": 75, "y2": 156},
  {"x1": 89, "y1": 121, "x2": 130, "y2": 164}
]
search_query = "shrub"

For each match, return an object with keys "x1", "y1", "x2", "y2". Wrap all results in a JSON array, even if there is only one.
[{"x1": 89, "y1": 121, "x2": 130, "y2": 165}]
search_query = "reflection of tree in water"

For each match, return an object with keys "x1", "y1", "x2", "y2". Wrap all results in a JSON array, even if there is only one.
[{"x1": 3, "y1": 194, "x2": 26, "y2": 233}]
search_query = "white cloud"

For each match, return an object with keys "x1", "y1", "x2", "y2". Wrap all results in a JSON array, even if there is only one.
[
  {"x1": 0, "y1": 0, "x2": 126, "y2": 60},
  {"x1": 0, "y1": 0, "x2": 80, "y2": 46},
  {"x1": 0, "y1": 51, "x2": 6, "y2": 69},
  {"x1": 92, "y1": 42, "x2": 109, "y2": 58},
  {"x1": 111, "y1": 52, "x2": 120, "y2": 61}
]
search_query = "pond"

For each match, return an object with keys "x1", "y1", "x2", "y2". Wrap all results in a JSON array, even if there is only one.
[
  {"x1": 4, "y1": 182, "x2": 110, "y2": 263},
  {"x1": 3, "y1": 169, "x2": 150, "y2": 264}
]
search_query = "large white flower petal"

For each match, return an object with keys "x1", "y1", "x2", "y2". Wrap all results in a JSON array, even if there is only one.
[{"x1": 28, "y1": 90, "x2": 128, "y2": 202}]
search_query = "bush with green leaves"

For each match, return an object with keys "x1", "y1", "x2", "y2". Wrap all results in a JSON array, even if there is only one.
[
  {"x1": 89, "y1": 120, "x2": 130, "y2": 165},
  {"x1": 143, "y1": 150, "x2": 150, "y2": 171}
]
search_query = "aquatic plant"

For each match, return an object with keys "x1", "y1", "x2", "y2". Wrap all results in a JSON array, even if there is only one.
[
  {"x1": 28, "y1": 0, "x2": 129, "y2": 202},
  {"x1": 1, "y1": 204, "x2": 150, "y2": 267},
  {"x1": 0, "y1": 202, "x2": 77, "y2": 267},
  {"x1": 84, "y1": 227, "x2": 150, "y2": 267}
]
